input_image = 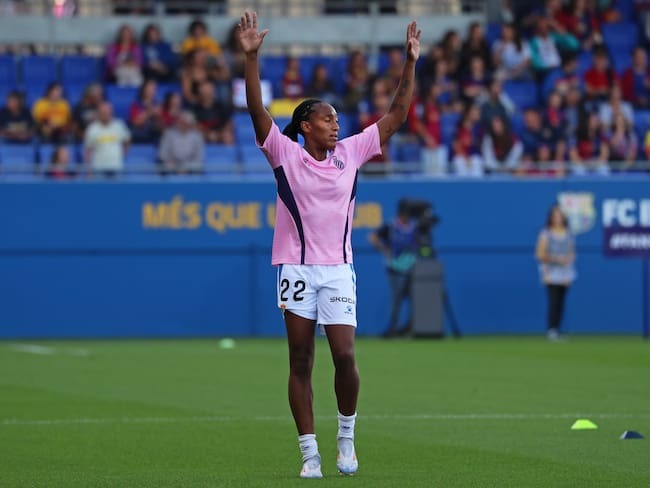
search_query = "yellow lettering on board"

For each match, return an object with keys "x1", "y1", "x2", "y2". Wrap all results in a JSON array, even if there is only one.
[{"x1": 353, "y1": 203, "x2": 383, "y2": 229}]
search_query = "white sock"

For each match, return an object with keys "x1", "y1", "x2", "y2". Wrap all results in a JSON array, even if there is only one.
[
  {"x1": 337, "y1": 411, "x2": 356, "y2": 440},
  {"x1": 298, "y1": 434, "x2": 319, "y2": 463}
]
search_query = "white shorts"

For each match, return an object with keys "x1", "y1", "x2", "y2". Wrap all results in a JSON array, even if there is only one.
[{"x1": 277, "y1": 264, "x2": 357, "y2": 327}]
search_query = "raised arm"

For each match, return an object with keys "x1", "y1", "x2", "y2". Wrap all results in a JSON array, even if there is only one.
[
  {"x1": 377, "y1": 21, "x2": 421, "y2": 146},
  {"x1": 237, "y1": 11, "x2": 273, "y2": 144}
]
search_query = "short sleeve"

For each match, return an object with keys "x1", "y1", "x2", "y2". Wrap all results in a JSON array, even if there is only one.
[
  {"x1": 257, "y1": 121, "x2": 296, "y2": 170},
  {"x1": 347, "y1": 123, "x2": 381, "y2": 169}
]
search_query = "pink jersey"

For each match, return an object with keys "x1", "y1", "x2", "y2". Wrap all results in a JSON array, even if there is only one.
[{"x1": 258, "y1": 122, "x2": 381, "y2": 265}]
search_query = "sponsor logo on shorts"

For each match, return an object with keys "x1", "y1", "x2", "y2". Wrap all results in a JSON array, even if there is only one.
[
  {"x1": 329, "y1": 296, "x2": 356, "y2": 304},
  {"x1": 345, "y1": 305, "x2": 353, "y2": 315}
]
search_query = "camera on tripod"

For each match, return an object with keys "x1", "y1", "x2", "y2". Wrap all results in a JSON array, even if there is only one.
[{"x1": 397, "y1": 198, "x2": 440, "y2": 258}]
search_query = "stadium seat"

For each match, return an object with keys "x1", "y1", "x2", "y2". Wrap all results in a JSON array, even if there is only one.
[
  {"x1": 204, "y1": 144, "x2": 239, "y2": 173},
  {"x1": 540, "y1": 68, "x2": 563, "y2": 100},
  {"x1": 239, "y1": 144, "x2": 268, "y2": 171},
  {"x1": 502, "y1": 80, "x2": 539, "y2": 109},
  {"x1": 24, "y1": 82, "x2": 50, "y2": 107},
  {"x1": 440, "y1": 112, "x2": 460, "y2": 146},
  {"x1": 157, "y1": 82, "x2": 181, "y2": 99},
  {"x1": 0, "y1": 55, "x2": 17, "y2": 87},
  {"x1": 20, "y1": 55, "x2": 57, "y2": 86},
  {"x1": 395, "y1": 142, "x2": 421, "y2": 164},
  {"x1": 124, "y1": 144, "x2": 158, "y2": 167},
  {"x1": 0, "y1": 144, "x2": 36, "y2": 166},
  {"x1": 337, "y1": 112, "x2": 358, "y2": 138},
  {"x1": 105, "y1": 85, "x2": 138, "y2": 121},
  {"x1": 634, "y1": 110, "x2": 650, "y2": 141},
  {"x1": 59, "y1": 56, "x2": 100, "y2": 86},
  {"x1": 577, "y1": 51, "x2": 593, "y2": 75},
  {"x1": 602, "y1": 22, "x2": 639, "y2": 54},
  {"x1": 611, "y1": 49, "x2": 632, "y2": 74},
  {"x1": 233, "y1": 112, "x2": 257, "y2": 144},
  {"x1": 259, "y1": 55, "x2": 287, "y2": 96},
  {"x1": 486, "y1": 22, "x2": 502, "y2": 47},
  {"x1": 39, "y1": 144, "x2": 80, "y2": 165},
  {"x1": 63, "y1": 82, "x2": 87, "y2": 106}
]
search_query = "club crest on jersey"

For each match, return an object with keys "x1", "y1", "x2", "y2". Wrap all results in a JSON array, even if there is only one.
[{"x1": 332, "y1": 156, "x2": 345, "y2": 170}]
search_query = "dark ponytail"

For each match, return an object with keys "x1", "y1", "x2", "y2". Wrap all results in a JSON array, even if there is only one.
[{"x1": 282, "y1": 98, "x2": 322, "y2": 141}]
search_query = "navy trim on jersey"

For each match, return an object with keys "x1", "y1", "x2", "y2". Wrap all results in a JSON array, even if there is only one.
[
  {"x1": 274, "y1": 166, "x2": 306, "y2": 264},
  {"x1": 342, "y1": 170, "x2": 358, "y2": 263}
]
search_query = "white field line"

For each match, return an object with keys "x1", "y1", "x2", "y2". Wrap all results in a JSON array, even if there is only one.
[
  {"x1": 9, "y1": 344, "x2": 54, "y2": 355},
  {"x1": 8, "y1": 344, "x2": 90, "y2": 357},
  {"x1": 2, "y1": 412, "x2": 649, "y2": 427}
]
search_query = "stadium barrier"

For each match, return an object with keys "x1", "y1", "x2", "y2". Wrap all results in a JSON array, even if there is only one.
[{"x1": 0, "y1": 177, "x2": 648, "y2": 338}]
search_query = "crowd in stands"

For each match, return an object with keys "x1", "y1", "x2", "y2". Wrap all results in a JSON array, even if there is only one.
[{"x1": 2, "y1": 1, "x2": 650, "y2": 178}]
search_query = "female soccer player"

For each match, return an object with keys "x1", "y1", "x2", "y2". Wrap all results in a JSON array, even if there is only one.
[{"x1": 237, "y1": 11, "x2": 421, "y2": 478}]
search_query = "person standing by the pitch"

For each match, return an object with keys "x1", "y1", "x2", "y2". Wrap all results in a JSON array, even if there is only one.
[{"x1": 237, "y1": 11, "x2": 421, "y2": 478}]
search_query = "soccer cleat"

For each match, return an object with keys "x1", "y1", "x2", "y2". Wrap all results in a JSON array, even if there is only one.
[
  {"x1": 300, "y1": 455, "x2": 323, "y2": 479},
  {"x1": 337, "y1": 438, "x2": 358, "y2": 475}
]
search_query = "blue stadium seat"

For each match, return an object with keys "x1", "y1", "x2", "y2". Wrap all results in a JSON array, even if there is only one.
[
  {"x1": 502, "y1": 80, "x2": 539, "y2": 109},
  {"x1": 24, "y1": 82, "x2": 50, "y2": 107},
  {"x1": 611, "y1": 49, "x2": 632, "y2": 74},
  {"x1": 63, "y1": 82, "x2": 87, "y2": 106},
  {"x1": 105, "y1": 85, "x2": 138, "y2": 121},
  {"x1": 60, "y1": 56, "x2": 99, "y2": 86},
  {"x1": 157, "y1": 82, "x2": 181, "y2": 99},
  {"x1": 0, "y1": 144, "x2": 36, "y2": 165},
  {"x1": 540, "y1": 68, "x2": 563, "y2": 101},
  {"x1": 486, "y1": 22, "x2": 502, "y2": 47},
  {"x1": 233, "y1": 112, "x2": 257, "y2": 144},
  {"x1": 275, "y1": 116, "x2": 291, "y2": 130},
  {"x1": 260, "y1": 56, "x2": 287, "y2": 96},
  {"x1": 617, "y1": 0, "x2": 634, "y2": 21},
  {"x1": 124, "y1": 144, "x2": 158, "y2": 166},
  {"x1": 39, "y1": 144, "x2": 80, "y2": 165},
  {"x1": 204, "y1": 144, "x2": 238, "y2": 173},
  {"x1": 577, "y1": 50, "x2": 593, "y2": 75},
  {"x1": 440, "y1": 112, "x2": 460, "y2": 146},
  {"x1": 634, "y1": 109, "x2": 650, "y2": 141},
  {"x1": 239, "y1": 144, "x2": 268, "y2": 171},
  {"x1": 20, "y1": 55, "x2": 57, "y2": 86},
  {"x1": 0, "y1": 55, "x2": 17, "y2": 86},
  {"x1": 602, "y1": 22, "x2": 639, "y2": 55},
  {"x1": 395, "y1": 142, "x2": 421, "y2": 163},
  {"x1": 337, "y1": 112, "x2": 358, "y2": 138}
]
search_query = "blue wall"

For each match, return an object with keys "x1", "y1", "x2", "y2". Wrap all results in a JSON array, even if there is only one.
[{"x1": 0, "y1": 177, "x2": 648, "y2": 338}]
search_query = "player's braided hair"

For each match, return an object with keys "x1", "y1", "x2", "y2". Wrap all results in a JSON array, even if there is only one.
[{"x1": 282, "y1": 98, "x2": 322, "y2": 142}]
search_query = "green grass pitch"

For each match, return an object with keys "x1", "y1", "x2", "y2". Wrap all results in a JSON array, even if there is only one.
[{"x1": 1, "y1": 336, "x2": 649, "y2": 487}]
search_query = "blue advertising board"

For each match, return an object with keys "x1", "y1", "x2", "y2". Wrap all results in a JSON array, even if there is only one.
[{"x1": 0, "y1": 177, "x2": 648, "y2": 338}]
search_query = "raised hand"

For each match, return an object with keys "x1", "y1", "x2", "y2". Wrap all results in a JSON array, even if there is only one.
[
  {"x1": 405, "y1": 20, "x2": 421, "y2": 62},
  {"x1": 237, "y1": 11, "x2": 269, "y2": 55}
]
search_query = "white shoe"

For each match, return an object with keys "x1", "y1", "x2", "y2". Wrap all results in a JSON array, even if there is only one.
[
  {"x1": 337, "y1": 438, "x2": 358, "y2": 475},
  {"x1": 300, "y1": 455, "x2": 323, "y2": 479}
]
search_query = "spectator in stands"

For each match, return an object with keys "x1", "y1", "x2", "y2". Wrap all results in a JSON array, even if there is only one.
[
  {"x1": 343, "y1": 50, "x2": 371, "y2": 113},
  {"x1": 481, "y1": 116, "x2": 524, "y2": 173},
  {"x1": 32, "y1": 82, "x2": 72, "y2": 144},
  {"x1": 280, "y1": 56, "x2": 305, "y2": 99},
  {"x1": 223, "y1": 22, "x2": 246, "y2": 78},
  {"x1": 529, "y1": 17, "x2": 563, "y2": 81},
  {"x1": 621, "y1": 46, "x2": 650, "y2": 109},
  {"x1": 180, "y1": 49, "x2": 219, "y2": 106},
  {"x1": 180, "y1": 19, "x2": 222, "y2": 58},
  {"x1": 563, "y1": 85, "x2": 587, "y2": 141},
  {"x1": 417, "y1": 44, "x2": 443, "y2": 90},
  {"x1": 607, "y1": 111, "x2": 638, "y2": 168},
  {"x1": 459, "y1": 22, "x2": 492, "y2": 76},
  {"x1": 84, "y1": 101, "x2": 131, "y2": 175},
  {"x1": 383, "y1": 47, "x2": 405, "y2": 90},
  {"x1": 519, "y1": 107, "x2": 563, "y2": 172},
  {"x1": 479, "y1": 77, "x2": 516, "y2": 131},
  {"x1": 106, "y1": 24, "x2": 143, "y2": 86},
  {"x1": 431, "y1": 58, "x2": 461, "y2": 112},
  {"x1": 129, "y1": 79, "x2": 163, "y2": 143},
  {"x1": 551, "y1": 54, "x2": 582, "y2": 99},
  {"x1": 72, "y1": 83, "x2": 104, "y2": 142},
  {"x1": 305, "y1": 63, "x2": 340, "y2": 109},
  {"x1": 460, "y1": 56, "x2": 489, "y2": 106},
  {"x1": 45, "y1": 145, "x2": 73, "y2": 180},
  {"x1": 543, "y1": 90, "x2": 568, "y2": 160},
  {"x1": 141, "y1": 23, "x2": 177, "y2": 82},
  {"x1": 408, "y1": 82, "x2": 448, "y2": 175},
  {"x1": 599, "y1": 84, "x2": 634, "y2": 128},
  {"x1": 192, "y1": 80, "x2": 234, "y2": 145},
  {"x1": 556, "y1": 0, "x2": 602, "y2": 51},
  {"x1": 583, "y1": 46, "x2": 618, "y2": 105},
  {"x1": 158, "y1": 110, "x2": 205, "y2": 174},
  {"x1": 359, "y1": 78, "x2": 392, "y2": 175},
  {"x1": 569, "y1": 111, "x2": 610, "y2": 174},
  {"x1": 161, "y1": 92, "x2": 183, "y2": 128},
  {"x1": 0, "y1": 90, "x2": 34, "y2": 143},
  {"x1": 492, "y1": 23, "x2": 532, "y2": 81},
  {"x1": 440, "y1": 30, "x2": 462, "y2": 79},
  {"x1": 452, "y1": 104, "x2": 484, "y2": 177}
]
